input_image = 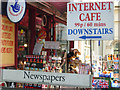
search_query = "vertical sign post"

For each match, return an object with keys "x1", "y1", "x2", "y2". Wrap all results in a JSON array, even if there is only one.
[{"x1": 90, "y1": 40, "x2": 93, "y2": 75}]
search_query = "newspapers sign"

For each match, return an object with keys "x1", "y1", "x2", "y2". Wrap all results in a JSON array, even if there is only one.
[
  {"x1": 67, "y1": 2, "x2": 114, "y2": 40},
  {"x1": 3, "y1": 69, "x2": 91, "y2": 87}
]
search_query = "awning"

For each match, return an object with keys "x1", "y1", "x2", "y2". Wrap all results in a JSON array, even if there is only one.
[{"x1": 49, "y1": 2, "x2": 68, "y2": 14}]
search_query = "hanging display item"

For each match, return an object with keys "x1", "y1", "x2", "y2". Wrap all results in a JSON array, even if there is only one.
[
  {"x1": 42, "y1": 15, "x2": 47, "y2": 27},
  {"x1": 38, "y1": 30, "x2": 47, "y2": 39},
  {"x1": 36, "y1": 39, "x2": 45, "y2": 44}
]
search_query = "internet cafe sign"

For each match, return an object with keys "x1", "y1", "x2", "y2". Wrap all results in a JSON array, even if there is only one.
[
  {"x1": 7, "y1": 0, "x2": 26, "y2": 23},
  {"x1": 67, "y1": 2, "x2": 114, "y2": 40}
]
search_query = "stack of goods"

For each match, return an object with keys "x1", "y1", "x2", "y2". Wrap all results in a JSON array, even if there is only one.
[
  {"x1": 92, "y1": 79, "x2": 109, "y2": 88},
  {"x1": 99, "y1": 71, "x2": 112, "y2": 78},
  {"x1": 43, "y1": 60, "x2": 62, "y2": 73},
  {"x1": 17, "y1": 55, "x2": 45, "y2": 89},
  {"x1": 24, "y1": 55, "x2": 44, "y2": 71},
  {"x1": 24, "y1": 83, "x2": 42, "y2": 89}
]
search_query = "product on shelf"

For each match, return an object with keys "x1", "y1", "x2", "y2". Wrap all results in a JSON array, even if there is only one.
[
  {"x1": 17, "y1": 55, "x2": 45, "y2": 89},
  {"x1": 92, "y1": 78, "x2": 109, "y2": 88}
]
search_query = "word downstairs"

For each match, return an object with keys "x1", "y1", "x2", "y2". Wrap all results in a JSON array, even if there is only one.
[{"x1": 68, "y1": 28, "x2": 113, "y2": 35}]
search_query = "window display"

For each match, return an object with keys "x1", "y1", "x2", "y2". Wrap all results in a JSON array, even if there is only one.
[
  {"x1": 18, "y1": 29, "x2": 28, "y2": 58},
  {"x1": 17, "y1": 55, "x2": 45, "y2": 89}
]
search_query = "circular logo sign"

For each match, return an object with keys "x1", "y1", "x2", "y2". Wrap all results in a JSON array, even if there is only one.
[{"x1": 7, "y1": 0, "x2": 26, "y2": 23}]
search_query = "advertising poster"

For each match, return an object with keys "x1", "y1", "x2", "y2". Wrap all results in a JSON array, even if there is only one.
[{"x1": 0, "y1": 15, "x2": 15, "y2": 67}]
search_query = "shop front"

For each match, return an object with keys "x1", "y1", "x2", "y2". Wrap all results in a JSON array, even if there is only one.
[
  {"x1": 1, "y1": 0, "x2": 77, "y2": 89},
  {"x1": 2, "y1": 0, "x2": 120, "y2": 89},
  {"x1": 1, "y1": 1, "x2": 68, "y2": 66}
]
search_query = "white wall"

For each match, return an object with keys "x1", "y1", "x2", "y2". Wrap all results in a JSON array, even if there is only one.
[
  {"x1": 80, "y1": 41, "x2": 85, "y2": 63},
  {"x1": 74, "y1": 41, "x2": 78, "y2": 49},
  {"x1": 103, "y1": 1, "x2": 120, "y2": 56},
  {"x1": 92, "y1": 41, "x2": 99, "y2": 59}
]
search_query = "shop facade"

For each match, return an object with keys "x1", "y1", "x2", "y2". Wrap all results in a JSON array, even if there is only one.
[
  {"x1": 1, "y1": 0, "x2": 120, "y2": 89},
  {"x1": 1, "y1": 1, "x2": 70, "y2": 67},
  {"x1": 1, "y1": 0, "x2": 77, "y2": 89}
]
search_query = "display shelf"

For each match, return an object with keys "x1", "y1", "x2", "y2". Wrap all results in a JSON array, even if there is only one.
[
  {"x1": 24, "y1": 55, "x2": 44, "y2": 71},
  {"x1": 17, "y1": 55, "x2": 45, "y2": 89}
]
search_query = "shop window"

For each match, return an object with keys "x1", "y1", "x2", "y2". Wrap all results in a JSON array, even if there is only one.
[
  {"x1": 85, "y1": 41, "x2": 87, "y2": 45},
  {"x1": 56, "y1": 23, "x2": 67, "y2": 56},
  {"x1": 114, "y1": 42, "x2": 120, "y2": 54},
  {"x1": 56, "y1": 23, "x2": 67, "y2": 41},
  {"x1": 18, "y1": 8, "x2": 29, "y2": 59},
  {"x1": 85, "y1": 41, "x2": 90, "y2": 47},
  {"x1": 18, "y1": 28, "x2": 28, "y2": 58}
]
